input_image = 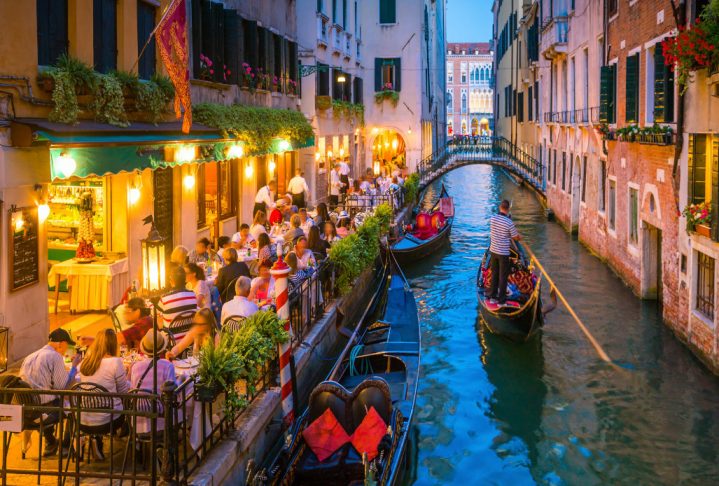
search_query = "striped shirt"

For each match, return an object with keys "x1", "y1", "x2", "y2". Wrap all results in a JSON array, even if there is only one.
[
  {"x1": 489, "y1": 213, "x2": 519, "y2": 256},
  {"x1": 158, "y1": 289, "x2": 198, "y2": 339},
  {"x1": 20, "y1": 345, "x2": 73, "y2": 404}
]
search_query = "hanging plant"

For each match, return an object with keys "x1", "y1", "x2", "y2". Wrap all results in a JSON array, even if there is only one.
[
  {"x1": 374, "y1": 83, "x2": 399, "y2": 107},
  {"x1": 48, "y1": 70, "x2": 80, "y2": 124},
  {"x1": 92, "y1": 73, "x2": 129, "y2": 127},
  {"x1": 136, "y1": 74, "x2": 175, "y2": 124}
]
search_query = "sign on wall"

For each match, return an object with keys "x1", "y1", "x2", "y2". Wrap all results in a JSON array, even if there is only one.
[{"x1": 8, "y1": 206, "x2": 39, "y2": 292}]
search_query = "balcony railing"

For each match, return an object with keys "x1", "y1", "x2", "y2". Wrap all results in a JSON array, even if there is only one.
[
  {"x1": 317, "y1": 15, "x2": 329, "y2": 46},
  {"x1": 344, "y1": 33, "x2": 352, "y2": 58},
  {"x1": 332, "y1": 25, "x2": 343, "y2": 53},
  {"x1": 541, "y1": 17, "x2": 568, "y2": 59},
  {"x1": 574, "y1": 108, "x2": 589, "y2": 124}
]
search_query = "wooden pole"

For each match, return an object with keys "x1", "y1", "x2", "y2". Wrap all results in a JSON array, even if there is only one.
[{"x1": 522, "y1": 241, "x2": 615, "y2": 365}]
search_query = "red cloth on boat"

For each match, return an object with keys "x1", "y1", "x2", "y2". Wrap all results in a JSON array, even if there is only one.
[
  {"x1": 430, "y1": 211, "x2": 446, "y2": 229},
  {"x1": 413, "y1": 212, "x2": 437, "y2": 239},
  {"x1": 508, "y1": 270, "x2": 534, "y2": 294},
  {"x1": 301, "y1": 408, "x2": 351, "y2": 462},
  {"x1": 350, "y1": 406, "x2": 387, "y2": 461}
]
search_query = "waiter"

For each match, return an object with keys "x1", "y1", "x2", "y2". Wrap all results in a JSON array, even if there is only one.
[
  {"x1": 253, "y1": 180, "x2": 277, "y2": 218},
  {"x1": 338, "y1": 160, "x2": 350, "y2": 200},
  {"x1": 287, "y1": 169, "x2": 310, "y2": 208}
]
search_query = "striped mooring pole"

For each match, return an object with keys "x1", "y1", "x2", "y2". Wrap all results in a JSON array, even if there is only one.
[{"x1": 271, "y1": 244, "x2": 295, "y2": 427}]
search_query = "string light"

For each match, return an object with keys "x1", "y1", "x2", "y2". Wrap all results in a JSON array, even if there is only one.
[{"x1": 226, "y1": 144, "x2": 244, "y2": 159}]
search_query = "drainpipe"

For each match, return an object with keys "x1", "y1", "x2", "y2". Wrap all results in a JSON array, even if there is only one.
[{"x1": 670, "y1": 0, "x2": 686, "y2": 214}]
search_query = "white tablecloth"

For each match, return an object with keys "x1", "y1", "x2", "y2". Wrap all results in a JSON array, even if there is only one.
[{"x1": 49, "y1": 258, "x2": 129, "y2": 312}]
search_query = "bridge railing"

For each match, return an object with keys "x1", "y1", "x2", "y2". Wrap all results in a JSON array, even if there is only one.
[{"x1": 417, "y1": 137, "x2": 545, "y2": 196}]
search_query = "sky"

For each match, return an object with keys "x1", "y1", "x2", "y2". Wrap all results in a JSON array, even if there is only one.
[{"x1": 446, "y1": 0, "x2": 494, "y2": 43}]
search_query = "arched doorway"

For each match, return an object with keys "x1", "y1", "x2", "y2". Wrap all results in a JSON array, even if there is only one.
[
  {"x1": 471, "y1": 118, "x2": 479, "y2": 136},
  {"x1": 570, "y1": 155, "x2": 582, "y2": 232},
  {"x1": 480, "y1": 117, "x2": 490, "y2": 136},
  {"x1": 371, "y1": 129, "x2": 406, "y2": 177}
]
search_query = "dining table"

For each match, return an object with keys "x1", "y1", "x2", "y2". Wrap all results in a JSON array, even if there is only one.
[{"x1": 49, "y1": 257, "x2": 129, "y2": 313}]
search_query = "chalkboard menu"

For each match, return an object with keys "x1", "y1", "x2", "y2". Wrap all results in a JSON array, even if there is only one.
[
  {"x1": 153, "y1": 168, "x2": 174, "y2": 246},
  {"x1": 9, "y1": 207, "x2": 39, "y2": 292}
]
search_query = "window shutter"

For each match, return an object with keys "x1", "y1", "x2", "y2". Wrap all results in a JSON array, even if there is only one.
[
  {"x1": 654, "y1": 47, "x2": 666, "y2": 122},
  {"x1": 665, "y1": 55, "x2": 675, "y2": 122},
  {"x1": 393, "y1": 57, "x2": 402, "y2": 91},
  {"x1": 37, "y1": 0, "x2": 49, "y2": 64},
  {"x1": 212, "y1": 2, "x2": 225, "y2": 83},
  {"x1": 223, "y1": 10, "x2": 240, "y2": 85},
  {"x1": 600, "y1": 65, "x2": 612, "y2": 123},
  {"x1": 201, "y1": 0, "x2": 213, "y2": 70},
  {"x1": 137, "y1": 1, "x2": 156, "y2": 80},
  {"x1": 191, "y1": 0, "x2": 202, "y2": 78},
  {"x1": 266, "y1": 30, "x2": 275, "y2": 81},
  {"x1": 374, "y1": 58, "x2": 382, "y2": 91},
  {"x1": 40, "y1": 0, "x2": 68, "y2": 65},
  {"x1": 380, "y1": 0, "x2": 396, "y2": 24},
  {"x1": 257, "y1": 26, "x2": 267, "y2": 71},
  {"x1": 688, "y1": 134, "x2": 695, "y2": 203},
  {"x1": 236, "y1": 14, "x2": 245, "y2": 68},
  {"x1": 243, "y1": 20, "x2": 258, "y2": 68},
  {"x1": 712, "y1": 138, "x2": 719, "y2": 241},
  {"x1": 345, "y1": 73, "x2": 352, "y2": 101},
  {"x1": 625, "y1": 53, "x2": 639, "y2": 123},
  {"x1": 289, "y1": 41, "x2": 298, "y2": 82},
  {"x1": 282, "y1": 37, "x2": 289, "y2": 87},
  {"x1": 318, "y1": 63, "x2": 330, "y2": 96},
  {"x1": 690, "y1": 134, "x2": 707, "y2": 204},
  {"x1": 93, "y1": 0, "x2": 117, "y2": 73}
]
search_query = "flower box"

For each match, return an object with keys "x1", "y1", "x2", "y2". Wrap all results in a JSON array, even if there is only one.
[
  {"x1": 195, "y1": 382, "x2": 222, "y2": 403},
  {"x1": 696, "y1": 224, "x2": 711, "y2": 238},
  {"x1": 316, "y1": 95, "x2": 332, "y2": 110}
]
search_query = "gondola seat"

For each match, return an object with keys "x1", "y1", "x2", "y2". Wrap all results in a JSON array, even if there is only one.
[
  {"x1": 296, "y1": 379, "x2": 393, "y2": 484},
  {"x1": 430, "y1": 211, "x2": 446, "y2": 230}
]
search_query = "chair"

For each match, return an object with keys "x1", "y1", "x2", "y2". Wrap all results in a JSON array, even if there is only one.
[
  {"x1": 108, "y1": 304, "x2": 123, "y2": 333},
  {"x1": 167, "y1": 310, "x2": 196, "y2": 342},
  {"x1": 120, "y1": 389, "x2": 165, "y2": 481},
  {"x1": 222, "y1": 315, "x2": 246, "y2": 334},
  {"x1": 69, "y1": 382, "x2": 121, "y2": 463}
]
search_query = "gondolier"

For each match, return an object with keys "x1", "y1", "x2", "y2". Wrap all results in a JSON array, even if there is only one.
[
  {"x1": 488, "y1": 200, "x2": 521, "y2": 305},
  {"x1": 287, "y1": 169, "x2": 309, "y2": 208},
  {"x1": 253, "y1": 180, "x2": 277, "y2": 218}
]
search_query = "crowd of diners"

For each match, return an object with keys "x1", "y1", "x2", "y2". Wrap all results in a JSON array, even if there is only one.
[{"x1": 15, "y1": 166, "x2": 405, "y2": 461}]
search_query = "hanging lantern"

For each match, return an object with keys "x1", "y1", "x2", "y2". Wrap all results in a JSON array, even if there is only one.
[{"x1": 141, "y1": 216, "x2": 168, "y2": 296}]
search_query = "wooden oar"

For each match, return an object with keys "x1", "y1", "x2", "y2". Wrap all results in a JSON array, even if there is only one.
[{"x1": 522, "y1": 241, "x2": 615, "y2": 366}]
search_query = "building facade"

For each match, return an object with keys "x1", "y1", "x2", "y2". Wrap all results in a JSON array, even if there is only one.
[
  {"x1": 446, "y1": 42, "x2": 494, "y2": 137},
  {"x1": 0, "y1": 0, "x2": 308, "y2": 363}
]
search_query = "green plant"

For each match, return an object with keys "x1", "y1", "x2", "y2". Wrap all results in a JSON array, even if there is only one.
[
  {"x1": 193, "y1": 103, "x2": 315, "y2": 154},
  {"x1": 48, "y1": 70, "x2": 80, "y2": 124},
  {"x1": 374, "y1": 89, "x2": 399, "y2": 107},
  {"x1": 683, "y1": 201, "x2": 712, "y2": 232},
  {"x1": 329, "y1": 203, "x2": 393, "y2": 294},
  {"x1": 404, "y1": 173, "x2": 420, "y2": 204},
  {"x1": 54, "y1": 54, "x2": 97, "y2": 93},
  {"x1": 111, "y1": 70, "x2": 141, "y2": 95},
  {"x1": 316, "y1": 95, "x2": 332, "y2": 110},
  {"x1": 92, "y1": 73, "x2": 129, "y2": 127},
  {"x1": 331, "y1": 100, "x2": 365, "y2": 124},
  {"x1": 136, "y1": 75, "x2": 175, "y2": 124}
]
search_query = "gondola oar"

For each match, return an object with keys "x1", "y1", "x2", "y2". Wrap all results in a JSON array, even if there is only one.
[{"x1": 522, "y1": 241, "x2": 616, "y2": 366}]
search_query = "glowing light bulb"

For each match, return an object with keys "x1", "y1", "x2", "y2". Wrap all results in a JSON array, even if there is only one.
[
  {"x1": 245, "y1": 163, "x2": 254, "y2": 178},
  {"x1": 128, "y1": 187, "x2": 141, "y2": 205},
  {"x1": 183, "y1": 174, "x2": 196, "y2": 190},
  {"x1": 339, "y1": 148, "x2": 345, "y2": 158},
  {"x1": 175, "y1": 146, "x2": 196, "y2": 163},
  {"x1": 373, "y1": 161, "x2": 381, "y2": 176},
  {"x1": 392, "y1": 139, "x2": 398, "y2": 150},
  {"x1": 14, "y1": 216, "x2": 24, "y2": 232},
  {"x1": 315, "y1": 152, "x2": 321, "y2": 161},
  {"x1": 38, "y1": 204, "x2": 50, "y2": 223},
  {"x1": 327, "y1": 150, "x2": 333, "y2": 158},
  {"x1": 269, "y1": 159, "x2": 277, "y2": 173},
  {"x1": 278, "y1": 140, "x2": 291, "y2": 152},
  {"x1": 56, "y1": 153, "x2": 76, "y2": 178},
  {"x1": 227, "y1": 144, "x2": 244, "y2": 159}
]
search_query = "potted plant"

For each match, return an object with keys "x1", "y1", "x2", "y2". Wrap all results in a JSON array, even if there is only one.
[
  {"x1": 198, "y1": 53, "x2": 215, "y2": 81},
  {"x1": 316, "y1": 95, "x2": 332, "y2": 110},
  {"x1": 374, "y1": 82, "x2": 399, "y2": 107},
  {"x1": 287, "y1": 78, "x2": 298, "y2": 96},
  {"x1": 683, "y1": 201, "x2": 712, "y2": 236}
]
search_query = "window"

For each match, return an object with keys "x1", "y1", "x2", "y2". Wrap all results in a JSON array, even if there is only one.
[
  {"x1": 693, "y1": 0, "x2": 711, "y2": 22},
  {"x1": 654, "y1": 47, "x2": 675, "y2": 123},
  {"x1": 461, "y1": 71, "x2": 467, "y2": 84},
  {"x1": 598, "y1": 161, "x2": 607, "y2": 211},
  {"x1": 317, "y1": 0, "x2": 324, "y2": 13},
  {"x1": 37, "y1": 0, "x2": 68, "y2": 66},
  {"x1": 374, "y1": 58, "x2": 401, "y2": 91},
  {"x1": 528, "y1": 86, "x2": 534, "y2": 121},
  {"x1": 608, "y1": 0, "x2": 618, "y2": 16},
  {"x1": 696, "y1": 251, "x2": 715, "y2": 321},
  {"x1": 517, "y1": 91, "x2": 525, "y2": 122},
  {"x1": 242, "y1": 18, "x2": 259, "y2": 70},
  {"x1": 547, "y1": 147, "x2": 552, "y2": 182},
  {"x1": 332, "y1": 69, "x2": 350, "y2": 101},
  {"x1": 197, "y1": 161, "x2": 237, "y2": 228},
  {"x1": 332, "y1": 0, "x2": 337, "y2": 22},
  {"x1": 447, "y1": 62, "x2": 453, "y2": 83},
  {"x1": 447, "y1": 90, "x2": 453, "y2": 113},
  {"x1": 535, "y1": 81, "x2": 540, "y2": 121},
  {"x1": 568, "y1": 153, "x2": 574, "y2": 194},
  {"x1": 581, "y1": 155, "x2": 587, "y2": 202},
  {"x1": 93, "y1": 0, "x2": 117, "y2": 73},
  {"x1": 561, "y1": 152, "x2": 567, "y2": 191},
  {"x1": 688, "y1": 134, "x2": 708, "y2": 204},
  {"x1": 461, "y1": 91, "x2": 467, "y2": 114},
  {"x1": 379, "y1": 0, "x2": 396, "y2": 24},
  {"x1": 629, "y1": 187, "x2": 639, "y2": 244},
  {"x1": 600, "y1": 64, "x2": 617, "y2": 124},
  {"x1": 317, "y1": 63, "x2": 330, "y2": 95},
  {"x1": 192, "y1": 0, "x2": 241, "y2": 84},
  {"x1": 625, "y1": 53, "x2": 640, "y2": 123},
  {"x1": 137, "y1": 1, "x2": 156, "y2": 79},
  {"x1": 553, "y1": 149, "x2": 558, "y2": 185},
  {"x1": 353, "y1": 77, "x2": 363, "y2": 104},
  {"x1": 609, "y1": 179, "x2": 617, "y2": 230}
]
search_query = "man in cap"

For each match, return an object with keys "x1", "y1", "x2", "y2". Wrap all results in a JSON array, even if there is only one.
[{"x1": 19, "y1": 328, "x2": 81, "y2": 456}]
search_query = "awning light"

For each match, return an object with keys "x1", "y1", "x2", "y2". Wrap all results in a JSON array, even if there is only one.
[
  {"x1": 128, "y1": 187, "x2": 141, "y2": 205},
  {"x1": 56, "y1": 153, "x2": 76, "y2": 178},
  {"x1": 175, "y1": 145, "x2": 196, "y2": 163},
  {"x1": 183, "y1": 174, "x2": 196, "y2": 190},
  {"x1": 227, "y1": 144, "x2": 244, "y2": 159},
  {"x1": 278, "y1": 140, "x2": 291, "y2": 152}
]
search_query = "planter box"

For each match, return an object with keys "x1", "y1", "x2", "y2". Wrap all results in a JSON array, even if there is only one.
[
  {"x1": 191, "y1": 78, "x2": 232, "y2": 91},
  {"x1": 696, "y1": 224, "x2": 711, "y2": 238},
  {"x1": 316, "y1": 95, "x2": 332, "y2": 110}
]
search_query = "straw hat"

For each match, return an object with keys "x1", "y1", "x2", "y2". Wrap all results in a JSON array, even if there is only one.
[
  {"x1": 140, "y1": 329, "x2": 170, "y2": 357},
  {"x1": 231, "y1": 232, "x2": 242, "y2": 244}
]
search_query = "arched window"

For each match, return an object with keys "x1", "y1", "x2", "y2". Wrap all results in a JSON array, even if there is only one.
[
  {"x1": 461, "y1": 92, "x2": 467, "y2": 113},
  {"x1": 447, "y1": 91, "x2": 453, "y2": 112},
  {"x1": 461, "y1": 120, "x2": 467, "y2": 134}
]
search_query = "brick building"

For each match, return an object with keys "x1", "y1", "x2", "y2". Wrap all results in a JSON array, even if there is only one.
[{"x1": 446, "y1": 42, "x2": 493, "y2": 137}]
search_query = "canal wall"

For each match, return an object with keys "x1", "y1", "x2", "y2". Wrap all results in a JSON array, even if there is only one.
[{"x1": 187, "y1": 263, "x2": 383, "y2": 485}]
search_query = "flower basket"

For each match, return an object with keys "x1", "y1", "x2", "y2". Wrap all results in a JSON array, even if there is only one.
[
  {"x1": 696, "y1": 223, "x2": 712, "y2": 238},
  {"x1": 374, "y1": 89, "x2": 399, "y2": 107},
  {"x1": 316, "y1": 95, "x2": 332, "y2": 110}
]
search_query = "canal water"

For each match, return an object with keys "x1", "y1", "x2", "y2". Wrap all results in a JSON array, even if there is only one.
[{"x1": 405, "y1": 165, "x2": 719, "y2": 485}]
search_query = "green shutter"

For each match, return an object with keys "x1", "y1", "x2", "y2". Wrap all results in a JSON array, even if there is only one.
[
  {"x1": 654, "y1": 47, "x2": 666, "y2": 122},
  {"x1": 393, "y1": 57, "x2": 402, "y2": 91},
  {"x1": 665, "y1": 56, "x2": 675, "y2": 122},
  {"x1": 691, "y1": 135, "x2": 707, "y2": 204},
  {"x1": 223, "y1": 10, "x2": 240, "y2": 85},
  {"x1": 689, "y1": 134, "x2": 695, "y2": 203},
  {"x1": 625, "y1": 54, "x2": 639, "y2": 123},
  {"x1": 375, "y1": 58, "x2": 382, "y2": 91},
  {"x1": 212, "y1": 2, "x2": 225, "y2": 83},
  {"x1": 380, "y1": 0, "x2": 396, "y2": 24},
  {"x1": 712, "y1": 138, "x2": 719, "y2": 241},
  {"x1": 600, "y1": 65, "x2": 611, "y2": 123}
]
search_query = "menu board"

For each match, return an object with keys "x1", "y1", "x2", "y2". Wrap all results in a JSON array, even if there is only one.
[{"x1": 9, "y1": 206, "x2": 39, "y2": 292}]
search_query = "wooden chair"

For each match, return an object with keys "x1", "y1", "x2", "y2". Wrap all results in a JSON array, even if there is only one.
[
  {"x1": 167, "y1": 311, "x2": 196, "y2": 342},
  {"x1": 222, "y1": 315, "x2": 246, "y2": 334}
]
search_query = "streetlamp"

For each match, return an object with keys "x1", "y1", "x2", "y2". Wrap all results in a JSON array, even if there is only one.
[{"x1": 140, "y1": 215, "x2": 168, "y2": 296}]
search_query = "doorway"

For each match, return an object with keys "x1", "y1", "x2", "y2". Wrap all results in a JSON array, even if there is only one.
[
  {"x1": 570, "y1": 156, "x2": 582, "y2": 233},
  {"x1": 641, "y1": 222, "x2": 663, "y2": 301}
]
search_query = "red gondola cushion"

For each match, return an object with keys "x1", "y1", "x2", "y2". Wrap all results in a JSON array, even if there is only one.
[
  {"x1": 415, "y1": 212, "x2": 432, "y2": 230},
  {"x1": 349, "y1": 406, "x2": 387, "y2": 461},
  {"x1": 430, "y1": 211, "x2": 446, "y2": 229},
  {"x1": 302, "y1": 408, "x2": 351, "y2": 462}
]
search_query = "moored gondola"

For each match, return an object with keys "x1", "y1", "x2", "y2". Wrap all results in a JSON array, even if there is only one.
[
  {"x1": 257, "y1": 255, "x2": 420, "y2": 485},
  {"x1": 476, "y1": 241, "x2": 543, "y2": 342},
  {"x1": 390, "y1": 185, "x2": 453, "y2": 266}
]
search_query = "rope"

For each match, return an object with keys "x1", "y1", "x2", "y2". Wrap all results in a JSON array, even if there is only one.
[
  {"x1": 349, "y1": 345, "x2": 373, "y2": 377},
  {"x1": 522, "y1": 241, "x2": 616, "y2": 366}
]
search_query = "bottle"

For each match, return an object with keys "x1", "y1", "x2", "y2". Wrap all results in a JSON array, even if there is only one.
[{"x1": 129, "y1": 280, "x2": 138, "y2": 300}]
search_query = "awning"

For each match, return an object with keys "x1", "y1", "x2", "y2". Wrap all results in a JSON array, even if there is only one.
[{"x1": 12, "y1": 119, "x2": 241, "y2": 180}]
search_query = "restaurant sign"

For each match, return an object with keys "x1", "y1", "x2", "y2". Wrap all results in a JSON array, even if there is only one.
[{"x1": 0, "y1": 404, "x2": 23, "y2": 432}]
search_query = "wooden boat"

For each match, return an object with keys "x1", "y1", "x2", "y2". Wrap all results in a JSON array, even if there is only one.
[
  {"x1": 476, "y1": 241, "x2": 543, "y2": 342},
  {"x1": 259, "y1": 255, "x2": 420, "y2": 485},
  {"x1": 390, "y1": 185, "x2": 453, "y2": 266}
]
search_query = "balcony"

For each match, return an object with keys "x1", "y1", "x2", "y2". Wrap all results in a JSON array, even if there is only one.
[
  {"x1": 574, "y1": 108, "x2": 589, "y2": 125},
  {"x1": 331, "y1": 25, "x2": 343, "y2": 54},
  {"x1": 541, "y1": 17, "x2": 568, "y2": 60},
  {"x1": 317, "y1": 14, "x2": 329, "y2": 47},
  {"x1": 356, "y1": 40, "x2": 362, "y2": 62},
  {"x1": 344, "y1": 32, "x2": 352, "y2": 59}
]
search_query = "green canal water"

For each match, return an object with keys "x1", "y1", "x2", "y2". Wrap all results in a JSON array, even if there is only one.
[{"x1": 405, "y1": 165, "x2": 719, "y2": 485}]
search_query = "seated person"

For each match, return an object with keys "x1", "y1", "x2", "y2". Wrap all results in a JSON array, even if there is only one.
[
  {"x1": 308, "y1": 226, "x2": 331, "y2": 259},
  {"x1": 250, "y1": 210, "x2": 269, "y2": 241},
  {"x1": 336, "y1": 214, "x2": 351, "y2": 238},
  {"x1": 231, "y1": 224, "x2": 255, "y2": 250},
  {"x1": 286, "y1": 252, "x2": 314, "y2": 293},
  {"x1": 220, "y1": 276, "x2": 259, "y2": 325},
  {"x1": 294, "y1": 235, "x2": 318, "y2": 270},
  {"x1": 78, "y1": 329, "x2": 130, "y2": 460},
  {"x1": 322, "y1": 221, "x2": 340, "y2": 243},
  {"x1": 184, "y1": 263, "x2": 211, "y2": 310},
  {"x1": 217, "y1": 236, "x2": 231, "y2": 251},
  {"x1": 249, "y1": 261, "x2": 275, "y2": 305},
  {"x1": 216, "y1": 248, "x2": 250, "y2": 303},
  {"x1": 257, "y1": 233, "x2": 277, "y2": 263},
  {"x1": 269, "y1": 198, "x2": 290, "y2": 226},
  {"x1": 187, "y1": 238, "x2": 222, "y2": 266},
  {"x1": 299, "y1": 208, "x2": 314, "y2": 237},
  {"x1": 157, "y1": 266, "x2": 198, "y2": 331},
  {"x1": 117, "y1": 298, "x2": 153, "y2": 350},
  {"x1": 166, "y1": 308, "x2": 218, "y2": 360},
  {"x1": 284, "y1": 214, "x2": 305, "y2": 245}
]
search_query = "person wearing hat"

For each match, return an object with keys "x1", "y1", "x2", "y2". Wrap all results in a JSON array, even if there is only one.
[
  {"x1": 19, "y1": 328, "x2": 81, "y2": 456},
  {"x1": 336, "y1": 211, "x2": 351, "y2": 238},
  {"x1": 130, "y1": 330, "x2": 176, "y2": 434}
]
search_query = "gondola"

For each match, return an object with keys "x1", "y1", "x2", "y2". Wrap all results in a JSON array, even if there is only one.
[
  {"x1": 476, "y1": 241, "x2": 543, "y2": 342},
  {"x1": 390, "y1": 185, "x2": 453, "y2": 266},
  {"x1": 258, "y1": 254, "x2": 420, "y2": 485}
]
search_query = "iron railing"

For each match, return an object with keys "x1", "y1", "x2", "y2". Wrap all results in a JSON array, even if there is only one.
[{"x1": 288, "y1": 258, "x2": 336, "y2": 345}]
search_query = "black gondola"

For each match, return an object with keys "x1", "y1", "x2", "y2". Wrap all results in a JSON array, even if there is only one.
[
  {"x1": 390, "y1": 185, "x2": 453, "y2": 266},
  {"x1": 476, "y1": 241, "x2": 543, "y2": 342},
  {"x1": 259, "y1": 255, "x2": 420, "y2": 485}
]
